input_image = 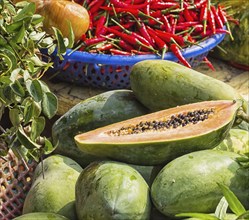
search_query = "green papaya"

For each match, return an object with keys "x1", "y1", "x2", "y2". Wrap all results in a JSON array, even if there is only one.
[
  {"x1": 75, "y1": 161, "x2": 151, "y2": 220},
  {"x1": 214, "y1": 129, "x2": 249, "y2": 154},
  {"x1": 52, "y1": 89, "x2": 148, "y2": 167},
  {"x1": 22, "y1": 155, "x2": 82, "y2": 220},
  {"x1": 75, "y1": 100, "x2": 241, "y2": 165},
  {"x1": 130, "y1": 60, "x2": 248, "y2": 113},
  {"x1": 151, "y1": 150, "x2": 249, "y2": 218},
  {"x1": 13, "y1": 212, "x2": 69, "y2": 220}
]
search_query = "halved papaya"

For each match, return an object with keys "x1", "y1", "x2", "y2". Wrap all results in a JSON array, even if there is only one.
[{"x1": 75, "y1": 100, "x2": 244, "y2": 165}]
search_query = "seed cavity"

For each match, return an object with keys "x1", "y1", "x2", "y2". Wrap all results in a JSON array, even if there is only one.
[{"x1": 107, "y1": 108, "x2": 215, "y2": 136}]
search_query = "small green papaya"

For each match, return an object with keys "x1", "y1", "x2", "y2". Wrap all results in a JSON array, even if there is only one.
[
  {"x1": 151, "y1": 150, "x2": 249, "y2": 218},
  {"x1": 75, "y1": 161, "x2": 151, "y2": 220},
  {"x1": 52, "y1": 89, "x2": 148, "y2": 167},
  {"x1": 22, "y1": 155, "x2": 82, "y2": 220},
  {"x1": 130, "y1": 60, "x2": 248, "y2": 113},
  {"x1": 214, "y1": 129, "x2": 249, "y2": 154},
  {"x1": 13, "y1": 212, "x2": 69, "y2": 220}
]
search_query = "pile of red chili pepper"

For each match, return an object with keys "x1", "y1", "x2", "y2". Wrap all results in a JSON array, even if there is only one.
[{"x1": 76, "y1": 0, "x2": 234, "y2": 68}]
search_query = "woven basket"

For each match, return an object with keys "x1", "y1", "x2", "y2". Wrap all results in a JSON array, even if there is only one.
[
  {"x1": 0, "y1": 151, "x2": 37, "y2": 220},
  {"x1": 48, "y1": 31, "x2": 226, "y2": 90}
]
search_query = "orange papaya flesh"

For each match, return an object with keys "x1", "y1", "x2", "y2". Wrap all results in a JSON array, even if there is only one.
[{"x1": 75, "y1": 100, "x2": 242, "y2": 166}]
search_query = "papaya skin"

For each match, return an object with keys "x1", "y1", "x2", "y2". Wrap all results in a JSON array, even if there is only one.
[
  {"x1": 13, "y1": 212, "x2": 70, "y2": 220},
  {"x1": 130, "y1": 60, "x2": 248, "y2": 113},
  {"x1": 75, "y1": 100, "x2": 242, "y2": 166},
  {"x1": 214, "y1": 128, "x2": 249, "y2": 154},
  {"x1": 13, "y1": 0, "x2": 90, "y2": 42},
  {"x1": 151, "y1": 150, "x2": 249, "y2": 218}
]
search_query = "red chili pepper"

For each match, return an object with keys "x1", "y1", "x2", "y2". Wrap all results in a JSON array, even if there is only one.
[
  {"x1": 97, "y1": 43, "x2": 114, "y2": 52},
  {"x1": 131, "y1": 50, "x2": 154, "y2": 55},
  {"x1": 83, "y1": 34, "x2": 115, "y2": 47},
  {"x1": 95, "y1": 15, "x2": 107, "y2": 37},
  {"x1": 155, "y1": 29, "x2": 185, "y2": 46},
  {"x1": 170, "y1": 44, "x2": 191, "y2": 68},
  {"x1": 110, "y1": 0, "x2": 149, "y2": 9},
  {"x1": 193, "y1": 0, "x2": 207, "y2": 9},
  {"x1": 110, "y1": 48, "x2": 132, "y2": 55},
  {"x1": 144, "y1": 0, "x2": 151, "y2": 16},
  {"x1": 203, "y1": 57, "x2": 215, "y2": 71},
  {"x1": 200, "y1": 3, "x2": 208, "y2": 34},
  {"x1": 162, "y1": 15, "x2": 172, "y2": 33},
  {"x1": 207, "y1": 9, "x2": 216, "y2": 34},
  {"x1": 183, "y1": 6, "x2": 194, "y2": 22},
  {"x1": 199, "y1": 28, "x2": 229, "y2": 38},
  {"x1": 210, "y1": 5, "x2": 223, "y2": 29},
  {"x1": 106, "y1": 27, "x2": 153, "y2": 51},
  {"x1": 218, "y1": 5, "x2": 235, "y2": 37},
  {"x1": 150, "y1": 2, "x2": 179, "y2": 10},
  {"x1": 89, "y1": 0, "x2": 105, "y2": 14},
  {"x1": 110, "y1": 18, "x2": 152, "y2": 47},
  {"x1": 147, "y1": 28, "x2": 168, "y2": 59}
]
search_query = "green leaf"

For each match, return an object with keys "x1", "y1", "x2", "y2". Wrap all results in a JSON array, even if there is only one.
[
  {"x1": 236, "y1": 210, "x2": 249, "y2": 220},
  {"x1": 10, "y1": 79, "x2": 25, "y2": 97},
  {"x1": 30, "y1": 116, "x2": 45, "y2": 141},
  {"x1": 13, "y1": 22, "x2": 25, "y2": 43},
  {"x1": 23, "y1": 100, "x2": 34, "y2": 124},
  {"x1": 43, "y1": 137, "x2": 56, "y2": 155},
  {"x1": 53, "y1": 27, "x2": 66, "y2": 57},
  {"x1": 67, "y1": 21, "x2": 74, "y2": 49},
  {"x1": 175, "y1": 213, "x2": 219, "y2": 220},
  {"x1": 42, "y1": 92, "x2": 58, "y2": 119},
  {"x1": 14, "y1": 2, "x2": 35, "y2": 22},
  {"x1": 217, "y1": 183, "x2": 246, "y2": 216},
  {"x1": 26, "y1": 79, "x2": 43, "y2": 102},
  {"x1": 9, "y1": 108, "x2": 20, "y2": 126},
  {"x1": 31, "y1": 14, "x2": 44, "y2": 25},
  {"x1": 17, "y1": 126, "x2": 41, "y2": 150},
  {"x1": 214, "y1": 196, "x2": 229, "y2": 219}
]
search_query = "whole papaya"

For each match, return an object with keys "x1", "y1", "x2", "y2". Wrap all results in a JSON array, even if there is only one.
[
  {"x1": 151, "y1": 150, "x2": 249, "y2": 218},
  {"x1": 130, "y1": 60, "x2": 248, "y2": 113},
  {"x1": 22, "y1": 155, "x2": 82, "y2": 220},
  {"x1": 75, "y1": 161, "x2": 151, "y2": 220}
]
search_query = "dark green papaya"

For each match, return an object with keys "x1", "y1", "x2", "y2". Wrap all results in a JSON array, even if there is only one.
[
  {"x1": 130, "y1": 60, "x2": 248, "y2": 113},
  {"x1": 75, "y1": 161, "x2": 151, "y2": 220},
  {"x1": 75, "y1": 100, "x2": 241, "y2": 165},
  {"x1": 13, "y1": 212, "x2": 69, "y2": 220},
  {"x1": 52, "y1": 90, "x2": 148, "y2": 167},
  {"x1": 151, "y1": 150, "x2": 249, "y2": 218},
  {"x1": 214, "y1": 129, "x2": 249, "y2": 154}
]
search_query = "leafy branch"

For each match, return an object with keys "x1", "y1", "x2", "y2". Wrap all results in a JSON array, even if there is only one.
[{"x1": 0, "y1": 0, "x2": 73, "y2": 164}]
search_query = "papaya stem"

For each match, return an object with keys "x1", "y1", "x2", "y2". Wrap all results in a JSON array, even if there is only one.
[{"x1": 236, "y1": 109, "x2": 249, "y2": 123}]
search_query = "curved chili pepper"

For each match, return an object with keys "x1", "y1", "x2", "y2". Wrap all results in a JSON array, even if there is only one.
[
  {"x1": 170, "y1": 43, "x2": 191, "y2": 68},
  {"x1": 110, "y1": 48, "x2": 132, "y2": 55}
]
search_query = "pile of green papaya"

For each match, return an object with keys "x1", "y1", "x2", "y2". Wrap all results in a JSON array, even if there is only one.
[{"x1": 16, "y1": 60, "x2": 249, "y2": 220}]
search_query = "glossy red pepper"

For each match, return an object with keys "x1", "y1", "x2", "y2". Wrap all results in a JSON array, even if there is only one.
[
  {"x1": 207, "y1": 9, "x2": 216, "y2": 34},
  {"x1": 110, "y1": 48, "x2": 132, "y2": 55},
  {"x1": 170, "y1": 44, "x2": 191, "y2": 68},
  {"x1": 110, "y1": 0, "x2": 149, "y2": 9}
]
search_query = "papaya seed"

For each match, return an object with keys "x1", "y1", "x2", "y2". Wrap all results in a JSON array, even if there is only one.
[{"x1": 108, "y1": 108, "x2": 215, "y2": 136}]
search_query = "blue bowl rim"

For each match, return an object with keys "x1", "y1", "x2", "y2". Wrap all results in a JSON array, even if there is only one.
[{"x1": 60, "y1": 32, "x2": 226, "y2": 66}]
